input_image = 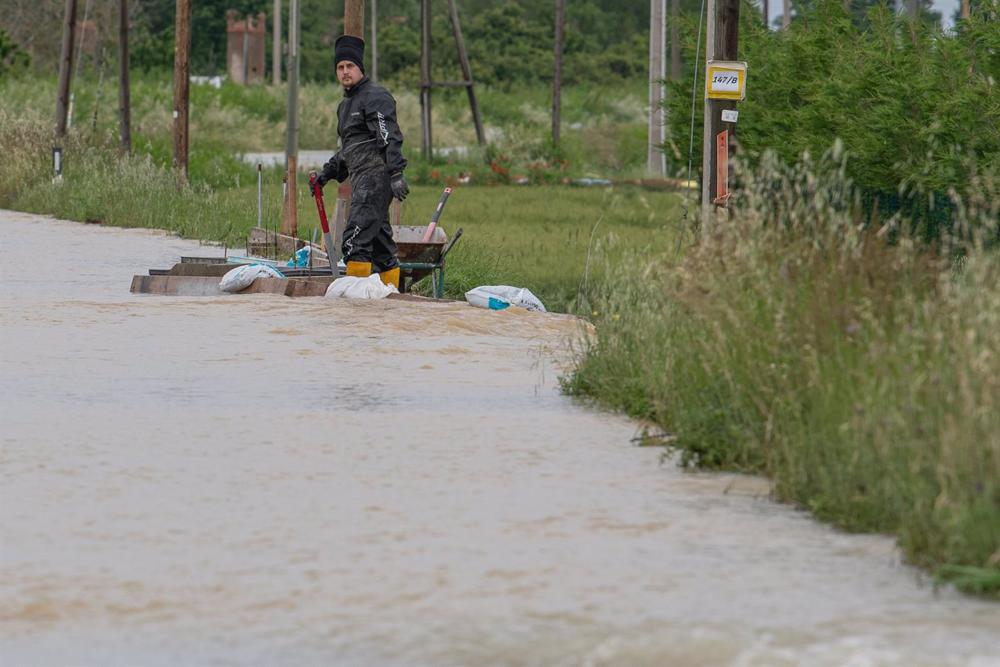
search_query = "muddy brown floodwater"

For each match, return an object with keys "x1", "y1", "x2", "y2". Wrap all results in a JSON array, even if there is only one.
[{"x1": 1, "y1": 210, "x2": 999, "y2": 666}]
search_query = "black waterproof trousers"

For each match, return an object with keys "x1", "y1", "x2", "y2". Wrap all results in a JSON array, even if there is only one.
[{"x1": 341, "y1": 142, "x2": 399, "y2": 271}]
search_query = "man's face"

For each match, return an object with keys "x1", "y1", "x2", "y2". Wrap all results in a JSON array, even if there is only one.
[{"x1": 337, "y1": 60, "x2": 361, "y2": 88}]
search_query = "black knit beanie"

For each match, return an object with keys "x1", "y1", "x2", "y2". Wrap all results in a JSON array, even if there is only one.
[{"x1": 334, "y1": 35, "x2": 365, "y2": 73}]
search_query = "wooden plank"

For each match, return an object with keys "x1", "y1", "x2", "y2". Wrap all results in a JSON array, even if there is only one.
[
  {"x1": 131, "y1": 275, "x2": 223, "y2": 296},
  {"x1": 131, "y1": 275, "x2": 335, "y2": 297}
]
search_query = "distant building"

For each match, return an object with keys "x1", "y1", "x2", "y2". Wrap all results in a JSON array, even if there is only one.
[{"x1": 226, "y1": 11, "x2": 266, "y2": 85}]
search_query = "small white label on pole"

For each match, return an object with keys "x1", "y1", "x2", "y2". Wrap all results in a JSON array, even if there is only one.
[
  {"x1": 173, "y1": 110, "x2": 179, "y2": 119},
  {"x1": 721, "y1": 109, "x2": 739, "y2": 123}
]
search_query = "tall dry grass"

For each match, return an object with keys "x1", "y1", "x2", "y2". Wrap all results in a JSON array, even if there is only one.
[{"x1": 567, "y1": 145, "x2": 1000, "y2": 595}]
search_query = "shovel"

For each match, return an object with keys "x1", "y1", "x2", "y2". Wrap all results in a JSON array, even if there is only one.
[{"x1": 308, "y1": 172, "x2": 340, "y2": 273}]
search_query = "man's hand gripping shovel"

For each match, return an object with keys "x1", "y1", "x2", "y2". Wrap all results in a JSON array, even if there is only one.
[{"x1": 308, "y1": 172, "x2": 341, "y2": 273}]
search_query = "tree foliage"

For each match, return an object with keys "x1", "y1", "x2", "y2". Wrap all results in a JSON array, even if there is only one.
[
  {"x1": 665, "y1": 0, "x2": 1000, "y2": 195},
  {"x1": 0, "y1": 28, "x2": 31, "y2": 77}
]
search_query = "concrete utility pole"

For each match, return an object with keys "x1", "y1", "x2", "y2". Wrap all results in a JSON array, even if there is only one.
[
  {"x1": 701, "y1": 0, "x2": 741, "y2": 234},
  {"x1": 55, "y1": 0, "x2": 78, "y2": 138},
  {"x1": 281, "y1": 0, "x2": 301, "y2": 236},
  {"x1": 173, "y1": 0, "x2": 192, "y2": 183},
  {"x1": 906, "y1": 0, "x2": 918, "y2": 15},
  {"x1": 273, "y1": 0, "x2": 281, "y2": 85},
  {"x1": 420, "y1": 0, "x2": 432, "y2": 158},
  {"x1": 647, "y1": 0, "x2": 666, "y2": 175},
  {"x1": 552, "y1": 0, "x2": 565, "y2": 145},
  {"x1": 118, "y1": 0, "x2": 131, "y2": 154},
  {"x1": 371, "y1": 0, "x2": 378, "y2": 80}
]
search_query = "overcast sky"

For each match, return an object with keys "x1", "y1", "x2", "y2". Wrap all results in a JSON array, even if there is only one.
[{"x1": 764, "y1": 0, "x2": 963, "y2": 28}]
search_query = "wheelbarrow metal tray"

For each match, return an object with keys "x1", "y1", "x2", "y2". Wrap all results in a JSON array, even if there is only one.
[{"x1": 395, "y1": 225, "x2": 447, "y2": 264}]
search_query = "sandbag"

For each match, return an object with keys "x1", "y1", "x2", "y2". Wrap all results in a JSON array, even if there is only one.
[
  {"x1": 325, "y1": 274, "x2": 399, "y2": 300},
  {"x1": 219, "y1": 264, "x2": 285, "y2": 293},
  {"x1": 465, "y1": 285, "x2": 546, "y2": 312}
]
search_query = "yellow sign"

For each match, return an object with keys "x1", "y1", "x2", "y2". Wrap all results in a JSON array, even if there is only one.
[{"x1": 705, "y1": 61, "x2": 748, "y2": 101}]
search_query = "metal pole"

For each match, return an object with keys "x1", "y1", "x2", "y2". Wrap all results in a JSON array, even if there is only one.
[
  {"x1": 552, "y1": 0, "x2": 565, "y2": 146},
  {"x1": 173, "y1": 0, "x2": 192, "y2": 184},
  {"x1": 371, "y1": 0, "x2": 378, "y2": 80},
  {"x1": 282, "y1": 0, "x2": 300, "y2": 236},
  {"x1": 701, "y1": 0, "x2": 716, "y2": 230},
  {"x1": 272, "y1": 0, "x2": 281, "y2": 85},
  {"x1": 55, "y1": 0, "x2": 78, "y2": 138},
  {"x1": 118, "y1": 0, "x2": 131, "y2": 153},
  {"x1": 647, "y1": 0, "x2": 666, "y2": 175},
  {"x1": 257, "y1": 163, "x2": 263, "y2": 228},
  {"x1": 420, "y1": 0, "x2": 432, "y2": 159}
]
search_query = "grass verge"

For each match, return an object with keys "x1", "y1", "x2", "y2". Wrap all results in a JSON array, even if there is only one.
[{"x1": 566, "y1": 148, "x2": 1000, "y2": 596}]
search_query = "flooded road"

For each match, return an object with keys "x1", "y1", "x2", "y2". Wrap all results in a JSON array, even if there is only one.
[{"x1": 2, "y1": 210, "x2": 999, "y2": 666}]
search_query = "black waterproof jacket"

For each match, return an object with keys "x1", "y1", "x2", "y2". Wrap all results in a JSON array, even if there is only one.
[{"x1": 319, "y1": 76, "x2": 406, "y2": 184}]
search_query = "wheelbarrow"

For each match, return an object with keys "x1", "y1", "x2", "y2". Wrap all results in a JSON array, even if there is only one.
[{"x1": 396, "y1": 225, "x2": 464, "y2": 298}]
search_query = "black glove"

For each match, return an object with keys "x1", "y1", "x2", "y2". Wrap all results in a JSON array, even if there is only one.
[
  {"x1": 390, "y1": 173, "x2": 409, "y2": 201},
  {"x1": 312, "y1": 173, "x2": 328, "y2": 194}
]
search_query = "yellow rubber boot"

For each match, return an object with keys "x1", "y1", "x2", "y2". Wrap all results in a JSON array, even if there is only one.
[
  {"x1": 346, "y1": 261, "x2": 372, "y2": 278},
  {"x1": 379, "y1": 267, "x2": 400, "y2": 289}
]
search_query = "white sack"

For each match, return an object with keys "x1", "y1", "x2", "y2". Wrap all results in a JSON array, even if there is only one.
[
  {"x1": 325, "y1": 274, "x2": 399, "y2": 300},
  {"x1": 219, "y1": 263, "x2": 285, "y2": 293},
  {"x1": 465, "y1": 285, "x2": 546, "y2": 312}
]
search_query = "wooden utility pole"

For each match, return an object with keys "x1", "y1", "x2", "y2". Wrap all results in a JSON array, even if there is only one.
[
  {"x1": 670, "y1": 0, "x2": 681, "y2": 80},
  {"x1": 448, "y1": 0, "x2": 485, "y2": 146},
  {"x1": 345, "y1": 0, "x2": 364, "y2": 38},
  {"x1": 281, "y1": 0, "x2": 301, "y2": 236},
  {"x1": 273, "y1": 0, "x2": 281, "y2": 85},
  {"x1": 701, "y1": 0, "x2": 741, "y2": 233},
  {"x1": 906, "y1": 0, "x2": 918, "y2": 15},
  {"x1": 782, "y1": 0, "x2": 790, "y2": 28},
  {"x1": 648, "y1": 0, "x2": 666, "y2": 175},
  {"x1": 371, "y1": 0, "x2": 378, "y2": 80},
  {"x1": 173, "y1": 0, "x2": 192, "y2": 183},
  {"x1": 420, "y1": 0, "x2": 432, "y2": 158},
  {"x1": 961, "y1": 0, "x2": 970, "y2": 17},
  {"x1": 55, "y1": 0, "x2": 78, "y2": 138},
  {"x1": 118, "y1": 0, "x2": 131, "y2": 154},
  {"x1": 552, "y1": 0, "x2": 565, "y2": 145},
  {"x1": 763, "y1": 0, "x2": 770, "y2": 28}
]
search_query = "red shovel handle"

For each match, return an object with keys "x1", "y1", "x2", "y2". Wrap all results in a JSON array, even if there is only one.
[{"x1": 308, "y1": 172, "x2": 331, "y2": 234}]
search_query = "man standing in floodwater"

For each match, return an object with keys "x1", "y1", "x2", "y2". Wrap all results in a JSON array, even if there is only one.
[{"x1": 314, "y1": 35, "x2": 409, "y2": 288}]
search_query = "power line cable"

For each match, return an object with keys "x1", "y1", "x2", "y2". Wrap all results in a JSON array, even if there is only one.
[{"x1": 676, "y1": 0, "x2": 708, "y2": 255}]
